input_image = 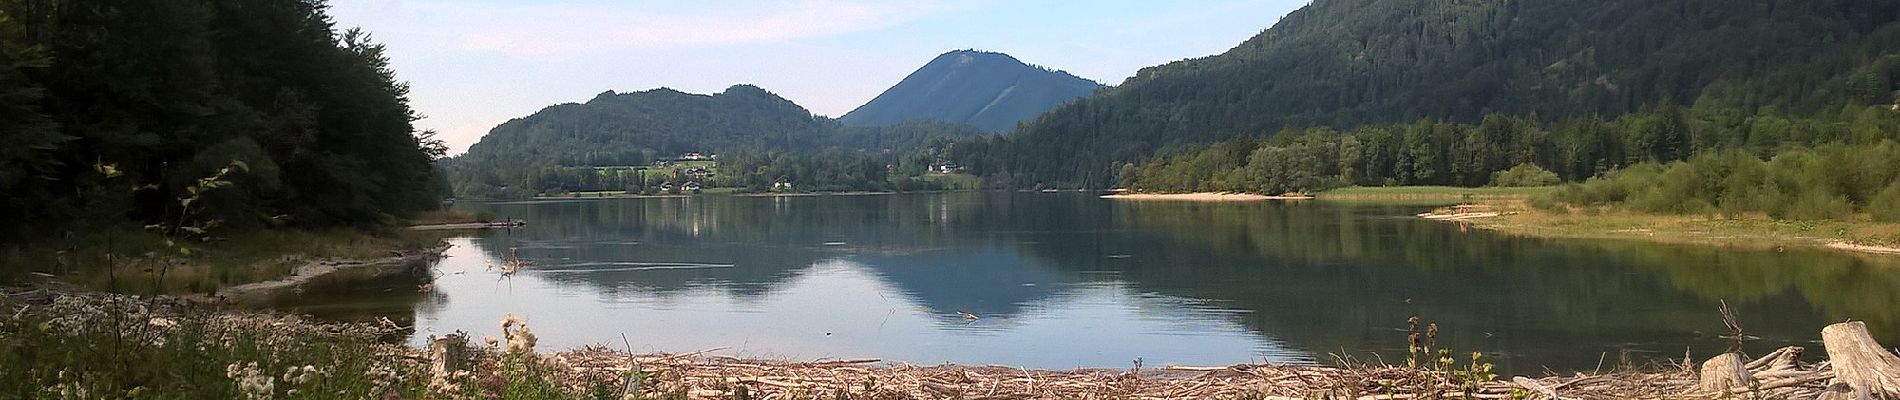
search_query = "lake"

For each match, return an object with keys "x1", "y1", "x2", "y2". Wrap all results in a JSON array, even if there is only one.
[{"x1": 274, "y1": 192, "x2": 1900, "y2": 374}]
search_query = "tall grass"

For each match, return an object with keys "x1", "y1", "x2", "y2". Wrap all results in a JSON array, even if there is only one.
[{"x1": 0, "y1": 293, "x2": 622, "y2": 399}]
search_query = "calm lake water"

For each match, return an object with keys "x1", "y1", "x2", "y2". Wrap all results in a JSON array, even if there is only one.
[{"x1": 276, "y1": 192, "x2": 1900, "y2": 373}]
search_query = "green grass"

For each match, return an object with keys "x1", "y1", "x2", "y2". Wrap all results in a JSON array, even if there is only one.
[{"x1": 1469, "y1": 204, "x2": 1900, "y2": 250}]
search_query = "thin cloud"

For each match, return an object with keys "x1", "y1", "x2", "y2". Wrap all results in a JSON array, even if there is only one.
[{"x1": 406, "y1": 0, "x2": 970, "y2": 57}]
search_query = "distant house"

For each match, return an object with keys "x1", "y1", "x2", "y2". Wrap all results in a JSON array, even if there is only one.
[
  {"x1": 660, "y1": 182, "x2": 678, "y2": 194},
  {"x1": 682, "y1": 181, "x2": 702, "y2": 193},
  {"x1": 930, "y1": 161, "x2": 961, "y2": 175},
  {"x1": 771, "y1": 181, "x2": 794, "y2": 192},
  {"x1": 679, "y1": 152, "x2": 707, "y2": 161},
  {"x1": 682, "y1": 167, "x2": 714, "y2": 180}
]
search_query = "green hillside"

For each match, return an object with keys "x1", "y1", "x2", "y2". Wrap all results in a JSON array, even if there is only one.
[
  {"x1": 841, "y1": 50, "x2": 1102, "y2": 133},
  {"x1": 446, "y1": 86, "x2": 986, "y2": 197},
  {"x1": 957, "y1": 0, "x2": 1900, "y2": 187}
]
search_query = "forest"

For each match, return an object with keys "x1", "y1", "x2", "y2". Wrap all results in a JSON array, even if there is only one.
[
  {"x1": 0, "y1": 0, "x2": 445, "y2": 244},
  {"x1": 1119, "y1": 105, "x2": 1900, "y2": 197},
  {"x1": 443, "y1": 85, "x2": 988, "y2": 198},
  {"x1": 948, "y1": 0, "x2": 1900, "y2": 188}
]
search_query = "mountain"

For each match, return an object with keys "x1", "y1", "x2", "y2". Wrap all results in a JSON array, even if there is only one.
[
  {"x1": 960, "y1": 0, "x2": 1900, "y2": 187},
  {"x1": 459, "y1": 85, "x2": 825, "y2": 168},
  {"x1": 446, "y1": 84, "x2": 986, "y2": 196},
  {"x1": 841, "y1": 50, "x2": 1102, "y2": 133}
]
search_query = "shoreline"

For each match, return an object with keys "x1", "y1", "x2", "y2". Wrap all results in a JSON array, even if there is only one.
[
  {"x1": 213, "y1": 244, "x2": 449, "y2": 304},
  {"x1": 1421, "y1": 205, "x2": 1900, "y2": 258},
  {"x1": 4, "y1": 289, "x2": 1879, "y2": 399},
  {"x1": 408, "y1": 221, "x2": 525, "y2": 231},
  {"x1": 1100, "y1": 192, "x2": 1311, "y2": 201}
]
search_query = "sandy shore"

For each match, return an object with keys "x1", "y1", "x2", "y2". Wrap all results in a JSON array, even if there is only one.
[
  {"x1": 1826, "y1": 241, "x2": 1900, "y2": 255},
  {"x1": 1101, "y1": 192, "x2": 1309, "y2": 201}
]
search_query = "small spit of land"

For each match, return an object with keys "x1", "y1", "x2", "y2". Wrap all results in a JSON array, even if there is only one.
[
  {"x1": 7, "y1": 289, "x2": 1898, "y2": 399},
  {"x1": 1355, "y1": 188, "x2": 1900, "y2": 257},
  {"x1": 1101, "y1": 192, "x2": 1310, "y2": 201}
]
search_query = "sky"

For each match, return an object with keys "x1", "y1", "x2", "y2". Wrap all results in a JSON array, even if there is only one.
[{"x1": 325, "y1": 0, "x2": 1309, "y2": 155}]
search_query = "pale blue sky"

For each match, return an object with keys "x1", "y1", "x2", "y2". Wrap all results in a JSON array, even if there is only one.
[{"x1": 326, "y1": 0, "x2": 1308, "y2": 154}]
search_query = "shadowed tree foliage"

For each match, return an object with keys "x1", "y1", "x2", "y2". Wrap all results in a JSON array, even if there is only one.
[{"x1": 0, "y1": 0, "x2": 445, "y2": 241}]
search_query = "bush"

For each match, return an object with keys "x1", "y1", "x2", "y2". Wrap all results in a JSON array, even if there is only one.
[
  {"x1": 1526, "y1": 194, "x2": 1569, "y2": 214},
  {"x1": 1869, "y1": 184, "x2": 1900, "y2": 222},
  {"x1": 1785, "y1": 190, "x2": 1854, "y2": 220},
  {"x1": 1489, "y1": 163, "x2": 1561, "y2": 187}
]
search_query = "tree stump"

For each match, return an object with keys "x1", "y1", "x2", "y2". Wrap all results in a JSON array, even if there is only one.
[
  {"x1": 1822, "y1": 321, "x2": 1900, "y2": 399},
  {"x1": 430, "y1": 333, "x2": 470, "y2": 378},
  {"x1": 1698, "y1": 352, "x2": 1753, "y2": 393}
]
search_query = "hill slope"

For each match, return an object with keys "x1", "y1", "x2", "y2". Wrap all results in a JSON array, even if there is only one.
[
  {"x1": 966, "y1": 0, "x2": 1900, "y2": 187},
  {"x1": 458, "y1": 85, "x2": 829, "y2": 168},
  {"x1": 446, "y1": 85, "x2": 986, "y2": 196},
  {"x1": 841, "y1": 50, "x2": 1102, "y2": 133}
]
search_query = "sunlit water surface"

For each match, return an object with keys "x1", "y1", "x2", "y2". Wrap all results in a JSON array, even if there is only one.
[{"x1": 273, "y1": 192, "x2": 1900, "y2": 373}]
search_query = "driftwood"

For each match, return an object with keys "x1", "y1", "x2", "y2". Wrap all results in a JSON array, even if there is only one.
[{"x1": 1822, "y1": 321, "x2": 1900, "y2": 399}]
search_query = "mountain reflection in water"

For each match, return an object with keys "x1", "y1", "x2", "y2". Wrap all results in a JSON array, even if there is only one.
[{"x1": 272, "y1": 193, "x2": 1900, "y2": 373}]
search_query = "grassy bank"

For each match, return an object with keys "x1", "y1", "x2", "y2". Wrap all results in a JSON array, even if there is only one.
[
  {"x1": 0, "y1": 227, "x2": 447, "y2": 295},
  {"x1": 1455, "y1": 202, "x2": 1900, "y2": 253}
]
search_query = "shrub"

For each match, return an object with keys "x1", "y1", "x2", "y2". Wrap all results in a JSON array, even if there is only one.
[
  {"x1": 1869, "y1": 184, "x2": 1900, "y2": 222},
  {"x1": 1488, "y1": 163, "x2": 1561, "y2": 187},
  {"x1": 1785, "y1": 190, "x2": 1854, "y2": 220}
]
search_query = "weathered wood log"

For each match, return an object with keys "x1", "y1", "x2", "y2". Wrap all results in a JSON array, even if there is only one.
[
  {"x1": 1822, "y1": 321, "x2": 1900, "y2": 399},
  {"x1": 1748, "y1": 346, "x2": 1805, "y2": 372},
  {"x1": 1512, "y1": 376, "x2": 1564, "y2": 399},
  {"x1": 1698, "y1": 352, "x2": 1753, "y2": 393}
]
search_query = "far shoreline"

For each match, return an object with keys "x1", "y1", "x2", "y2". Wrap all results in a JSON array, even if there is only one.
[{"x1": 1099, "y1": 192, "x2": 1312, "y2": 201}]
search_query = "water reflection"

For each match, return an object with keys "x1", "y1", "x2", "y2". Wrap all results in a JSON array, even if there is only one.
[{"x1": 278, "y1": 193, "x2": 1900, "y2": 373}]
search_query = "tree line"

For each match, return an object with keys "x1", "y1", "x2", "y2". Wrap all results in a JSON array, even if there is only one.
[
  {"x1": 0, "y1": 0, "x2": 445, "y2": 242},
  {"x1": 1114, "y1": 104, "x2": 1900, "y2": 195}
]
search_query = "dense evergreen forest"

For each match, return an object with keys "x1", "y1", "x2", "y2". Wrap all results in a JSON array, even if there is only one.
[
  {"x1": 444, "y1": 86, "x2": 988, "y2": 198},
  {"x1": 0, "y1": 0, "x2": 445, "y2": 242},
  {"x1": 947, "y1": 0, "x2": 1900, "y2": 188},
  {"x1": 1121, "y1": 106, "x2": 1900, "y2": 195}
]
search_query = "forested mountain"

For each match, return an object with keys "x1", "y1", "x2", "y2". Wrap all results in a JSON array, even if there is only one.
[
  {"x1": 840, "y1": 50, "x2": 1102, "y2": 133},
  {"x1": 0, "y1": 0, "x2": 445, "y2": 240},
  {"x1": 458, "y1": 85, "x2": 829, "y2": 168},
  {"x1": 446, "y1": 85, "x2": 986, "y2": 196},
  {"x1": 955, "y1": 0, "x2": 1900, "y2": 187}
]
